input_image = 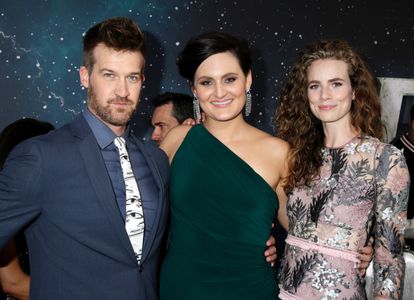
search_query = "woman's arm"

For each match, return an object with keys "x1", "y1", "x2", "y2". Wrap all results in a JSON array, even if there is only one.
[
  {"x1": 276, "y1": 144, "x2": 290, "y2": 232},
  {"x1": 159, "y1": 124, "x2": 192, "y2": 163},
  {"x1": 0, "y1": 239, "x2": 30, "y2": 300},
  {"x1": 276, "y1": 186, "x2": 289, "y2": 231},
  {"x1": 373, "y1": 145, "x2": 409, "y2": 299}
]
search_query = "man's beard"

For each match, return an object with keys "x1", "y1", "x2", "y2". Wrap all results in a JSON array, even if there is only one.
[{"x1": 88, "y1": 84, "x2": 137, "y2": 126}]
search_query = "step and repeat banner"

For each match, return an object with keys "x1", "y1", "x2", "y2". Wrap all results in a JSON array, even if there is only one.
[{"x1": 0, "y1": 0, "x2": 413, "y2": 139}]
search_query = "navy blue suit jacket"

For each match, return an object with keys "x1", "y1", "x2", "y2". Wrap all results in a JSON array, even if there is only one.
[{"x1": 0, "y1": 115, "x2": 170, "y2": 299}]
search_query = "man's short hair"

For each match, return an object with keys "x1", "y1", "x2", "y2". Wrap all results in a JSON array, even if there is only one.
[
  {"x1": 152, "y1": 92, "x2": 193, "y2": 123},
  {"x1": 83, "y1": 17, "x2": 146, "y2": 72}
]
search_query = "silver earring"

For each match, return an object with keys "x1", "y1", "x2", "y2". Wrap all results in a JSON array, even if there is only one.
[
  {"x1": 245, "y1": 90, "x2": 252, "y2": 116},
  {"x1": 193, "y1": 96, "x2": 201, "y2": 121}
]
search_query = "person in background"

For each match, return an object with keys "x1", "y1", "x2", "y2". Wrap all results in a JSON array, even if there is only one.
[
  {"x1": 392, "y1": 104, "x2": 414, "y2": 249},
  {"x1": 0, "y1": 17, "x2": 170, "y2": 300},
  {"x1": 0, "y1": 118, "x2": 54, "y2": 300},
  {"x1": 275, "y1": 39, "x2": 408, "y2": 299},
  {"x1": 151, "y1": 92, "x2": 194, "y2": 145}
]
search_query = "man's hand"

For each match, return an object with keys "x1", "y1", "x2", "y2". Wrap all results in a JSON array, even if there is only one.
[
  {"x1": 264, "y1": 235, "x2": 277, "y2": 267},
  {"x1": 357, "y1": 237, "x2": 374, "y2": 277}
]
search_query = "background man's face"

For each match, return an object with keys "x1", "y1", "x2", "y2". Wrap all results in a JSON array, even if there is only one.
[{"x1": 151, "y1": 102, "x2": 180, "y2": 145}]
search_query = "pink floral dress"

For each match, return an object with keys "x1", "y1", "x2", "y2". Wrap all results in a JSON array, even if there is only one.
[{"x1": 279, "y1": 136, "x2": 409, "y2": 300}]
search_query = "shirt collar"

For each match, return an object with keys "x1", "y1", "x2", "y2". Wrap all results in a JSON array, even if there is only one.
[
  {"x1": 401, "y1": 133, "x2": 414, "y2": 152},
  {"x1": 83, "y1": 108, "x2": 130, "y2": 149}
]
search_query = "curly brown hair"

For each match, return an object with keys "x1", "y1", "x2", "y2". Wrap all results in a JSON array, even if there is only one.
[
  {"x1": 82, "y1": 17, "x2": 146, "y2": 72},
  {"x1": 275, "y1": 40, "x2": 383, "y2": 193}
]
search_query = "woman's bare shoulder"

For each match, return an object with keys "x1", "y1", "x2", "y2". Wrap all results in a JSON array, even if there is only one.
[
  {"x1": 245, "y1": 127, "x2": 290, "y2": 188},
  {"x1": 253, "y1": 129, "x2": 290, "y2": 158}
]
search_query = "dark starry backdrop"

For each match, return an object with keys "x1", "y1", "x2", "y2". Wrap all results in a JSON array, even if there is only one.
[{"x1": 0, "y1": 0, "x2": 413, "y2": 139}]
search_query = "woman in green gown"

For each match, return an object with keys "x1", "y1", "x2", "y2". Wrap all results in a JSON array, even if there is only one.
[{"x1": 159, "y1": 31, "x2": 290, "y2": 299}]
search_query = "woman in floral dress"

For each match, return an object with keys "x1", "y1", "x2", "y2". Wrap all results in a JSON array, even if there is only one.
[{"x1": 275, "y1": 40, "x2": 409, "y2": 299}]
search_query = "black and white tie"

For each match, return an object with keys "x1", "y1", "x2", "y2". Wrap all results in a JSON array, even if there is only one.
[{"x1": 114, "y1": 137, "x2": 144, "y2": 263}]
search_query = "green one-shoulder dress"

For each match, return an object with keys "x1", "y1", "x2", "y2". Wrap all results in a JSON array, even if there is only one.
[{"x1": 159, "y1": 125, "x2": 279, "y2": 299}]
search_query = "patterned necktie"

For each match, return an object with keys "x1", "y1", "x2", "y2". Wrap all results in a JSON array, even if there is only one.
[{"x1": 114, "y1": 137, "x2": 144, "y2": 263}]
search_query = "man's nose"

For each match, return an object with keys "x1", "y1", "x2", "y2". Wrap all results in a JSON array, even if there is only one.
[{"x1": 115, "y1": 79, "x2": 130, "y2": 98}]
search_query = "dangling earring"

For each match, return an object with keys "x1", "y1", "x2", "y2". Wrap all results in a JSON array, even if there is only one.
[
  {"x1": 193, "y1": 95, "x2": 201, "y2": 122},
  {"x1": 245, "y1": 90, "x2": 252, "y2": 116}
]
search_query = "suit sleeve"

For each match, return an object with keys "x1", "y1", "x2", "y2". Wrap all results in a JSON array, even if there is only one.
[
  {"x1": 0, "y1": 141, "x2": 44, "y2": 250},
  {"x1": 144, "y1": 142, "x2": 170, "y2": 185}
]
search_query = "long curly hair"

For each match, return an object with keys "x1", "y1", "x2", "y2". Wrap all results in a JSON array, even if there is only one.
[{"x1": 275, "y1": 40, "x2": 383, "y2": 193}]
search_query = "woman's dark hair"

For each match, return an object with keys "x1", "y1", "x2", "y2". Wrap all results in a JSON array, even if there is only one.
[
  {"x1": 0, "y1": 118, "x2": 54, "y2": 169},
  {"x1": 83, "y1": 17, "x2": 146, "y2": 72},
  {"x1": 177, "y1": 31, "x2": 252, "y2": 83}
]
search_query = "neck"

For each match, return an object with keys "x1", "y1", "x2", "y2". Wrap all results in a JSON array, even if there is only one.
[
  {"x1": 323, "y1": 122, "x2": 358, "y2": 148},
  {"x1": 203, "y1": 114, "x2": 247, "y2": 143},
  {"x1": 88, "y1": 107, "x2": 126, "y2": 136},
  {"x1": 109, "y1": 124, "x2": 126, "y2": 137}
]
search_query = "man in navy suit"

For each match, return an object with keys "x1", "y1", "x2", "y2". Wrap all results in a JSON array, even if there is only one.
[{"x1": 0, "y1": 17, "x2": 169, "y2": 299}]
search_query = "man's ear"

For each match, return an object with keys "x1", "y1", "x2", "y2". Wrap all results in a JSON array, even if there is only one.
[{"x1": 79, "y1": 66, "x2": 90, "y2": 88}]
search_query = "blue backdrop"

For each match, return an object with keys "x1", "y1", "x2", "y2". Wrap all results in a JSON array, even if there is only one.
[{"x1": 0, "y1": 0, "x2": 413, "y2": 138}]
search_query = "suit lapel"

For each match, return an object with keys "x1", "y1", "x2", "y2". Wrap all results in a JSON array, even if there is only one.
[
  {"x1": 72, "y1": 117, "x2": 138, "y2": 263},
  {"x1": 133, "y1": 139, "x2": 165, "y2": 263}
]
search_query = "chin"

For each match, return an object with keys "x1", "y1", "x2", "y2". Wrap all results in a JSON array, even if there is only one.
[
  {"x1": 212, "y1": 110, "x2": 242, "y2": 121},
  {"x1": 108, "y1": 116, "x2": 131, "y2": 126}
]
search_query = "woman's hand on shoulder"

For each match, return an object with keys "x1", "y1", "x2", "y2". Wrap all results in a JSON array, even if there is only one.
[{"x1": 159, "y1": 124, "x2": 193, "y2": 163}]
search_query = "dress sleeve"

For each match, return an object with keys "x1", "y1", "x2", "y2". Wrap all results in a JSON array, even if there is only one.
[{"x1": 373, "y1": 144, "x2": 409, "y2": 299}]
